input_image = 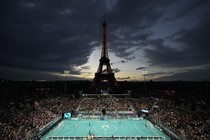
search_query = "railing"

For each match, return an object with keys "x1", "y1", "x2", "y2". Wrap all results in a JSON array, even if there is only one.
[
  {"x1": 74, "y1": 116, "x2": 139, "y2": 120},
  {"x1": 48, "y1": 136, "x2": 165, "y2": 140}
]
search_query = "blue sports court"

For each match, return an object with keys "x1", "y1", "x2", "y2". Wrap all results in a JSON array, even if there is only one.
[{"x1": 41, "y1": 118, "x2": 170, "y2": 140}]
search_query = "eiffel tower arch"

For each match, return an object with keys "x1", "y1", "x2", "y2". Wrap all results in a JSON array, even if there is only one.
[{"x1": 91, "y1": 19, "x2": 119, "y2": 93}]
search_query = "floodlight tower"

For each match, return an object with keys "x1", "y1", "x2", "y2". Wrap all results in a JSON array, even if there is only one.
[
  {"x1": 143, "y1": 70, "x2": 147, "y2": 95},
  {"x1": 64, "y1": 70, "x2": 70, "y2": 95},
  {"x1": 136, "y1": 67, "x2": 147, "y2": 94}
]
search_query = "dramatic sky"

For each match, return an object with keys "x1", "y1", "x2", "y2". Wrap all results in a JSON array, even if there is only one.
[{"x1": 1, "y1": 0, "x2": 210, "y2": 81}]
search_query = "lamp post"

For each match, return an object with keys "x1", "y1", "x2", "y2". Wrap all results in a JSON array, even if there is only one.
[{"x1": 64, "y1": 70, "x2": 70, "y2": 95}]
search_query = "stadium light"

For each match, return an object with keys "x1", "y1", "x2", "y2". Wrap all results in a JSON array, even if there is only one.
[
  {"x1": 64, "y1": 70, "x2": 70, "y2": 95},
  {"x1": 143, "y1": 70, "x2": 147, "y2": 95},
  {"x1": 136, "y1": 68, "x2": 147, "y2": 94}
]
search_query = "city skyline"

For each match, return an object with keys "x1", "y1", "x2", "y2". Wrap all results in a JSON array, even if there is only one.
[{"x1": 1, "y1": 0, "x2": 210, "y2": 81}]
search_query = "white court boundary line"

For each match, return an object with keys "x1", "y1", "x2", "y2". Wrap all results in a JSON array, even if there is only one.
[
  {"x1": 93, "y1": 121, "x2": 117, "y2": 136},
  {"x1": 134, "y1": 120, "x2": 154, "y2": 136}
]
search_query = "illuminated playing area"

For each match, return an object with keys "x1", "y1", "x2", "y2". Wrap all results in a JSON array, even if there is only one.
[{"x1": 41, "y1": 119, "x2": 170, "y2": 140}]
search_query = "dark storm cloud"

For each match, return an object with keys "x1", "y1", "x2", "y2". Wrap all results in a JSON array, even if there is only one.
[
  {"x1": 112, "y1": 68, "x2": 120, "y2": 73},
  {"x1": 166, "y1": 0, "x2": 210, "y2": 21},
  {"x1": 101, "y1": 68, "x2": 120, "y2": 74},
  {"x1": 81, "y1": 66, "x2": 90, "y2": 70},
  {"x1": 143, "y1": 39, "x2": 181, "y2": 67},
  {"x1": 105, "y1": 0, "x2": 175, "y2": 60},
  {"x1": 111, "y1": 60, "x2": 127, "y2": 65},
  {"x1": 136, "y1": 67, "x2": 147, "y2": 70},
  {"x1": 1, "y1": 0, "x2": 209, "y2": 81},
  {"x1": 0, "y1": 0, "x2": 109, "y2": 79},
  {"x1": 144, "y1": 72, "x2": 174, "y2": 78},
  {"x1": 155, "y1": 67, "x2": 210, "y2": 81},
  {"x1": 117, "y1": 77, "x2": 130, "y2": 80},
  {"x1": 0, "y1": 0, "x2": 175, "y2": 80},
  {"x1": 144, "y1": 11, "x2": 210, "y2": 68}
]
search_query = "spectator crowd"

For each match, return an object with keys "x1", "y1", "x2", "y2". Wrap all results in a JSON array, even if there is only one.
[
  {"x1": 153, "y1": 99, "x2": 210, "y2": 140},
  {"x1": 0, "y1": 96, "x2": 79, "y2": 140},
  {"x1": 78, "y1": 97, "x2": 133, "y2": 112}
]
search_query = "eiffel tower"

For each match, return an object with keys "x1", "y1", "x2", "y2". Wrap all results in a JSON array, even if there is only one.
[{"x1": 91, "y1": 19, "x2": 119, "y2": 93}]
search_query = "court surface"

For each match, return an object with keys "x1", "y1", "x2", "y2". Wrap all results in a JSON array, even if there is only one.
[{"x1": 41, "y1": 119, "x2": 170, "y2": 140}]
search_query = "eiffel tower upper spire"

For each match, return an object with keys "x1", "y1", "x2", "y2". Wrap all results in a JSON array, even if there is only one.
[
  {"x1": 101, "y1": 18, "x2": 108, "y2": 58},
  {"x1": 97, "y1": 18, "x2": 112, "y2": 74}
]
